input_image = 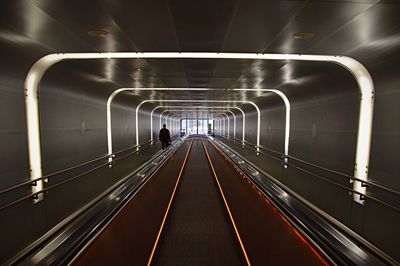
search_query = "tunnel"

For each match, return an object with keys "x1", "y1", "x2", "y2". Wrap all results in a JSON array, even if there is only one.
[{"x1": 0, "y1": 1, "x2": 399, "y2": 265}]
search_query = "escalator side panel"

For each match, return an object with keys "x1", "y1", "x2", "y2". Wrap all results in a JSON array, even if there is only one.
[
  {"x1": 204, "y1": 140, "x2": 328, "y2": 266},
  {"x1": 73, "y1": 141, "x2": 191, "y2": 265}
]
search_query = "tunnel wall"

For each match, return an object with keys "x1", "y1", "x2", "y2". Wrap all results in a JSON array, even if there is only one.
[{"x1": 0, "y1": 66, "x2": 161, "y2": 263}]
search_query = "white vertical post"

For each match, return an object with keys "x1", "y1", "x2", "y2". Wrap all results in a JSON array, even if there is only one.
[{"x1": 227, "y1": 111, "x2": 236, "y2": 140}]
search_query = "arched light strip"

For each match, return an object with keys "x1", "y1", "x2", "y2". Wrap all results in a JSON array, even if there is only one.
[
  {"x1": 213, "y1": 115, "x2": 225, "y2": 136},
  {"x1": 232, "y1": 89, "x2": 290, "y2": 165},
  {"x1": 161, "y1": 111, "x2": 181, "y2": 130},
  {"x1": 216, "y1": 116, "x2": 226, "y2": 136},
  {"x1": 226, "y1": 111, "x2": 236, "y2": 140},
  {"x1": 220, "y1": 113, "x2": 230, "y2": 138},
  {"x1": 161, "y1": 110, "x2": 232, "y2": 137},
  {"x1": 135, "y1": 99, "x2": 260, "y2": 152},
  {"x1": 25, "y1": 52, "x2": 372, "y2": 203},
  {"x1": 108, "y1": 87, "x2": 261, "y2": 156},
  {"x1": 168, "y1": 114, "x2": 181, "y2": 136},
  {"x1": 167, "y1": 110, "x2": 226, "y2": 136},
  {"x1": 150, "y1": 106, "x2": 244, "y2": 143},
  {"x1": 167, "y1": 114, "x2": 180, "y2": 137},
  {"x1": 106, "y1": 88, "x2": 211, "y2": 158},
  {"x1": 216, "y1": 117, "x2": 222, "y2": 136},
  {"x1": 164, "y1": 112, "x2": 171, "y2": 127},
  {"x1": 170, "y1": 114, "x2": 180, "y2": 136},
  {"x1": 161, "y1": 111, "x2": 177, "y2": 133}
]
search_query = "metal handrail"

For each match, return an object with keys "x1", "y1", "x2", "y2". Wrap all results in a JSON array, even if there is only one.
[
  {"x1": 288, "y1": 155, "x2": 400, "y2": 197},
  {"x1": 0, "y1": 141, "x2": 153, "y2": 196},
  {"x1": 6, "y1": 138, "x2": 184, "y2": 265},
  {"x1": 113, "y1": 141, "x2": 156, "y2": 163},
  {"x1": 213, "y1": 138, "x2": 398, "y2": 265},
  {"x1": 217, "y1": 135, "x2": 400, "y2": 200},
  {"x1": 112, "y1": 140, "x2": 152, "y2": 155},
  {"x1": 0, "y1": 161, "x2": 109, "y2": 211},
  {"x1": 220, "y1": 136, "x2": 283, "y2": 162},
  {"x1": 0, "y1": 139, "x2": 173, "y2": 211},
  {"x1": 0, "y1": 155, "x2": 109, "y2": 196},
  {"x1": 238, "y1": 138, "x2": 283, "y2": 157},
  {"x1": 289, "y1": 163, "x2": 400, "y2": 213}
]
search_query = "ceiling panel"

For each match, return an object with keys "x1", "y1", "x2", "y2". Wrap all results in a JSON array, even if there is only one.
[
  {"x1": 168, "y1": 0, "x2": 237, "y2": 51},
  {"x1": 309, "y1": 3, "x2": 400, "y2": 60},
  {"x1": 0, "y1": 0, "x2": 398, "y2": 106},
  {"x1": 265, "y1": 1, "x2": 373, "y2": 54},
  {"x1": 102, "y1": 0, "x2": 179, "y2": 51},
  {"x1": 222, "y1": 0, "x2": 306, "y2": 52}
]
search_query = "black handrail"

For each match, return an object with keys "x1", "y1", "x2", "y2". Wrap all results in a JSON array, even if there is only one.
[
  {"x1": 288, "y1": 155, "x2": 400, "y2": 197},
  {"x1": 216, "y1": 134, "x2": 400, "y2": 205},
  {"x1": 6, "y1": 138, "x2": 184, "y2": 265},
  {"x1": 213, "y1": 138, "x2": 398, "y2": 265},
  {"x1": 289, "y1": 163, "x2": 400, "y2": 213},
  {"x1": 0, "y1": 141, "x2": 153, "y2": 196},
  {"x1": 227, "y1": 137, "x2": 282, "y2": 162},
  {"x1": 0, "y1": 141, "x2": 155, "y2": 211},
  {"x1": 0, "y1": 161, "x2": 109, "y2": 211}
]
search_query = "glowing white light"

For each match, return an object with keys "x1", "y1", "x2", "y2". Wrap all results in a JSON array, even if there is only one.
[
  {"x1": 136, "y1": 99, "x2": 260, "y2": 149},
  {"x1": 25, "y1": 52, "x2": 374, "y2": 204},
  {"x1": 227, "y1": 110, "x2": 236, "y2": 140},
  {"x1": 150, "y1": 105, "x2": 245, "y2": 143},
  {"x1": 221, "y1": 113, "x2": 230, "y2": 138},
  {"x1": 160, "y1": 109, "x2": 232, "y2": 137},
  {"x1": 233, "y1": 88, "x2": 290, "y2": 157},
  {"x1": 107, "y1": 86, "x2": 287, "y2": 164}
]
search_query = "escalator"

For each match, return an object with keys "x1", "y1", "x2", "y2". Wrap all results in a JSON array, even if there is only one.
[
  {"x1": 74, "y1": 138, "x2": 327, "y2": 265},
  {"x1": 13, "y1": 137, "x2": 393, "y2": 265},
  {"x1": 149, "y1": 139, "x2": 246, "y2": 265}
]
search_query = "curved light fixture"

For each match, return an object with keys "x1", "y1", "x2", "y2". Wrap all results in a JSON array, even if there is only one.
[
  {"x1": 25, "y1": 52, "x2": 373, "y2": 203},
  {"x1": 151, "y1": 106, "x2": 244, "y2": 143},
  {"x1": 135, "y1": 99, "x2": 260, "y2": 153},
  {"x1": 163, "y1": 110, "x2": 227, "y2": 137},
  {"x1": 232, "y1": 89, "x2": 290, "y2": 165},
  {"x1": 108, "y1": 87, "x2": 266, "y2": 155},
  {"x1": 216, "y1": 116, "x2": 226, "y2": 136},
  {"x1": 226, "y1": 111, "x2": 236, "y2": 140},
  {"x1": 106, "y1": 87, "x2": 286, "y2": 169},
  {"x1": 220, "y1": 113, "x2": 230, "y2": 138},
  {"x1": 163, "y1": 110, "x2": 230, "y2": 137}
]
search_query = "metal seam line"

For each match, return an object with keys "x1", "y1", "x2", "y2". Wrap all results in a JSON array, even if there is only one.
[{"x1": 25, "y1": 52, "x2": 373, "y2": 203}]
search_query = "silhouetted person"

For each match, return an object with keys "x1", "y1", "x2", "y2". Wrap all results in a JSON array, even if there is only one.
[{"x1": 159, "y1": 124, "x2": 171, "y2": 150}]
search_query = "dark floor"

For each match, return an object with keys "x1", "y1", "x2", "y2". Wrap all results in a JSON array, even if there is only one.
[
  {"x1": 153, "y1": 139, "x2": 245, "y2": 266},
  {"x1": 74, "y1": 137, "x2": 329, "y2": 265}
]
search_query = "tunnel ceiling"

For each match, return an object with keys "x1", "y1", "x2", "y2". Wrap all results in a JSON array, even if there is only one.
[{"x1": 0, "y1": 0, "x2": 399, "y2": 112}]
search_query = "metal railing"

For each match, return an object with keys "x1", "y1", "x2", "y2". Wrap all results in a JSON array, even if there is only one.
[
  {"x1": 6, "y1": 138, "x2": 184, "y2": 265},
  {"x1": 0, "y1": 140, "x2": 157, "y2": 211},
  {"x1": 212, "y1": 137, "x2": 398, "y2": 265},
  {"x1": 216, "y1": 134, "x2": 400, "y2": 212}
]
